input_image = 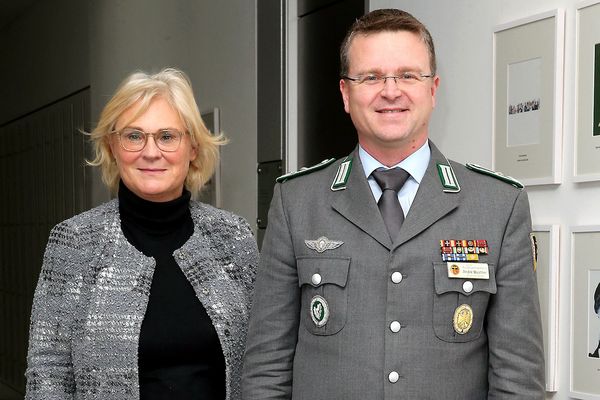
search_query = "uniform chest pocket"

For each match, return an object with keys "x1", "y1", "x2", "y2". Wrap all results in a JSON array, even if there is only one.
[
  {"x1": 432, "y1": 262, "x2": 497, "y2": 342},
  {"x1": 297, "y1": 256, "x2": 350, "y2": 336}
]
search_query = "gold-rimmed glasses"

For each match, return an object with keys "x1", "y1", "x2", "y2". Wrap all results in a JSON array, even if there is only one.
[{"x1": 112, "y1": 128, "x2": 186, "y2": 152}]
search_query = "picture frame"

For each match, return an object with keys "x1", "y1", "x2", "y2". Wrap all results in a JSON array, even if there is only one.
[
  {"x1": 570, "y1": 226, "x2": 600, "y2": 399},
  {"x1": 574, "y1": 0, "x2": 600, "y2": 182},
  {"x1": 492, "y1": 10, "x2": 564, "y2": 186},
  {"x1": 532, "y1": 224, "x2": 560, "y2": 392},
  {"x1": 198, "y1": 108, "x2": 222, "y2": 208}
]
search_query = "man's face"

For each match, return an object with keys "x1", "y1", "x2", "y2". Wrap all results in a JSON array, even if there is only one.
[{"x1": 340, "y1": 30, "x2": 439, "y2": 162}]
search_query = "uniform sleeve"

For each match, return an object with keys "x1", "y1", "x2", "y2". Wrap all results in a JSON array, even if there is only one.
[
  {"x1": 25, "y1": 221, "x2": 82, "y2": 399},
  {"x1": 486, "y1": 189, "x2": 545, "y2": 398},
  {"x1": 242, "y1": 183, "x2": 300, "y2": 400}
]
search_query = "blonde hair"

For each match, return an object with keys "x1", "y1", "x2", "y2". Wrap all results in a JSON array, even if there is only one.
[{"x1": 88, "y1": 68, "x2": 227, "y2": 195}]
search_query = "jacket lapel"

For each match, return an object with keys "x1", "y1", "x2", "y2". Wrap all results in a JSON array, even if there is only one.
[
  {"x1": 332, "y1": 149, "x2": 392, "y2": 250},
  {"x1": 394, "y1": 142, "x2": 460, "y2": 249}
]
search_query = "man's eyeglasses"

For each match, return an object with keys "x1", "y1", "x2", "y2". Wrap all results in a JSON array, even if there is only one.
[
  {"x1": 342, "y1": 72, "x2": 434, "y2": 87},
  {"x1": 112, "y1": 128, "x2": 186, "y2": 152}
]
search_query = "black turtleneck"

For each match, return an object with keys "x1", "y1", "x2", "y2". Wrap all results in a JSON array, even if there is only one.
[{"x1": 118, "y1": 181, "x2": 225, "y2": 400}]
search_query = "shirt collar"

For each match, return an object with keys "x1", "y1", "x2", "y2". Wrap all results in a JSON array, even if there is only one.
[{"x1": 359, "y1": 140, "x2": 431, "y2": 184}]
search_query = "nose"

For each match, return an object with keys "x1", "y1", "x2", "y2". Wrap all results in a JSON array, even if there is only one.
[
  {"x1": 141, "y1": 135, "x2": 162, "y2": 158},
  {"x1": 380, "y1": 77, "x2": 403, "y2": 99}
]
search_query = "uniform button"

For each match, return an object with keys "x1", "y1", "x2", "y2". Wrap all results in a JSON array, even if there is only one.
[
  {"x1": 388, "y1": 371, "x2": 399, "y2": 383},
  {"x1": 311, "y1": 273, "x2": 322, "y2": 285},
  {"x1": 391, "y1": 272, "x2": 403, "y2": 284},
  {"x1": 463, "y1": 281, "x2": 473, "y2": 293},
  {"x1": 390, "y1": 321, "x2": 401, "y2": 333}
]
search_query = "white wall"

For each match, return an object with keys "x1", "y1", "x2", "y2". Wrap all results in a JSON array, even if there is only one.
[
  {"x1": 89, "y1": 1, "x2": 257, "y2": 223},
  {"x1": 370, "y1": 1, "x2": 600, "y2": 398}
]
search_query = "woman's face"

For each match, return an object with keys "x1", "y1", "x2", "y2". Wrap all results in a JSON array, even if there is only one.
[{"x1": 110, "y1": 97, "x2": 197, "y2": 202}]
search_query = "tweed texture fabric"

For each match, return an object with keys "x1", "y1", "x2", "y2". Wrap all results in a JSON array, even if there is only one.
[{"x1": 25, "y1": 199, "x2": 258, "y2": 400}]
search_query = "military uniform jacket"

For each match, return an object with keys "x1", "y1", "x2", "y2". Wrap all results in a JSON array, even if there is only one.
[
  {"x1": 26, "y1": 199, "x2": 258, "y2": 400},
  {"x1": 242, "y1": 143, "x2": 545, "y2": 399}
]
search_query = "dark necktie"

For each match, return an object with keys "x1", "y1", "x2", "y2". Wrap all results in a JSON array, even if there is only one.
[{"x1": 371, "y1": 168, "x2": 410, "y2": 240}]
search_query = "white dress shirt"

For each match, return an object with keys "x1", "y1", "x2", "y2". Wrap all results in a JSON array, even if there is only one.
[{"x1": 359, "y1": 141, "x2": 431, "y2": 217}]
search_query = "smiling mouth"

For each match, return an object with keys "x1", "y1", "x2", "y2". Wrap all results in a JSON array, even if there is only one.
[
  {"x1": 377, "y1": 110, "x2": 408, "y2": 114},
  {"x1": 377, "y1": 108, "x2": 407, "y2": 113}
]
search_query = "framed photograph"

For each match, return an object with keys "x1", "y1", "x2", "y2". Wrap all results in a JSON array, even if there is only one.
[
  {"x1": 493, "y1": 10, "x2": 564, "y2": 186},
  {"x1": 198, "y1": 108, "x2": 222, "y2": 207},
  {"x1": 532, "y1": 225, "x2": 560, "y2": 392},
  {"x1": 574, "y1": 0, "x2": 600, "y2": 182},
  {"x1": 570, "y1": 226, "x2": 600, "y2": 399}
]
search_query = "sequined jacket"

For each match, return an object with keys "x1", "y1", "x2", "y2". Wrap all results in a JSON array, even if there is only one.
[{"x1": 25, "y1": 199, "x2": 259, "y2": 400}]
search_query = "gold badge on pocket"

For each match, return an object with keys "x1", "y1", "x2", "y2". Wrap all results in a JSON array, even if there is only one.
[{"x1": 453, "y1": 304, "x2": 473, "y2": 335}]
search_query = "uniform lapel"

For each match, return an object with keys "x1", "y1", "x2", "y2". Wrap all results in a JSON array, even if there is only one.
[
  {"x1": 331, "y1": 150, "x2": 392, "y2": 250},
  {"x1": 394, "y1": 142, "x2": 461, "y2": 249}
]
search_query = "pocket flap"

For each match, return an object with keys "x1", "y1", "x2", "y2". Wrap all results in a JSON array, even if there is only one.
[
  {"x1": 433, "y1": 262, "x2": 497, "y2": 296},
  {"x1": 297, "y1": 257, "x2": 351, "y2": 288}
]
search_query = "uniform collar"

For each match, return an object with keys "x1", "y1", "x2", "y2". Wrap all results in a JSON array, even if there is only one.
[{"x1": 358, "y1": 140, "x2": 430, "y2": 184}]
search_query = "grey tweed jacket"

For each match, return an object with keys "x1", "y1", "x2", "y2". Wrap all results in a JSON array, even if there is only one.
[{"x1": 25, "y1": 199, "x2": 259, "y2": 400}]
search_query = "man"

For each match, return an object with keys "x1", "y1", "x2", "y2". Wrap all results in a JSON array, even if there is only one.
[{"x1": 242, "y1": 9, "x2": 545, "y2": 399}]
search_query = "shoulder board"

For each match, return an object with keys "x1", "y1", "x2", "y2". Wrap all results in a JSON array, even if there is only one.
[
  {"x1": 276, "y1": 158, "x2": 337, "y2": 183},
  {"x1": 465, "y1": 163, "x2": 524, "y2": 189}
]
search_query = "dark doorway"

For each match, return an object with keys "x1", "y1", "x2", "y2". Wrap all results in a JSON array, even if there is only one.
[{"x1": 297, "y1": 0, "x2": 365, "y2": 167}]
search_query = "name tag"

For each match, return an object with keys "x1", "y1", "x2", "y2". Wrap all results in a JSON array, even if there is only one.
[{"x1": 447, "y1": 262, "x2": 489, "y2": 279}]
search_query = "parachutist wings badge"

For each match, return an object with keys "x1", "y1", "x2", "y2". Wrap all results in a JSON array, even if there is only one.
[{"x1": 304, "y1": 236, "x2": 344, "y2": 253}]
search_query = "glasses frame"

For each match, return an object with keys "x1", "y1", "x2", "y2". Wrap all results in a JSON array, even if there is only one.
[
  {"x1": 111, "y1": 128, "x2": 187, "y2": 153},
  {"x1": 341, "y1": 72, "x2": 434, "y2": 87}
]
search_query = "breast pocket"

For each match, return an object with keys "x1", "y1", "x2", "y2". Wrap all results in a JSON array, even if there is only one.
[
  {"x1": 432, "y1": 262, "x2": 497, "y2": 342},
  {"x1": 297, "y1": 256, "x2": 350, "y2": 336}
]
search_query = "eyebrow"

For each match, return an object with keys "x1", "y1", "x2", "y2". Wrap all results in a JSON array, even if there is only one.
[
  {"x1": 121, "y1": 126, "x2": 182, "y2": 131},
  {"x1": 354, "y1": 67, "x2": 426, "y2": 75}
]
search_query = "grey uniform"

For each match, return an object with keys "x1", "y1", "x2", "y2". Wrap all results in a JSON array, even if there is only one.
[{"x1": 242, "y1": 142, "x2": 544, "y2": 399}]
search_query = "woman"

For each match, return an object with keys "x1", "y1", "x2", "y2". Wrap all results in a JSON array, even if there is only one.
[{"x1": 25, "y1": 68, "x2": 259, "y2": 399}]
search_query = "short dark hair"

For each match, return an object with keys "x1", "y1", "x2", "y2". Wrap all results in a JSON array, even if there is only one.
[{"x1": 340, "y1": 9, "x2": 436, "y2": 76}]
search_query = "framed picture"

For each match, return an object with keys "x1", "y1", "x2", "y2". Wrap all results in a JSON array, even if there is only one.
[
  {"x1": 198, "y1": 108, "x2": 222, "y2": 207},
  {"x1": 574, "y1": 0, "x2": 600, "y2": 182},
  {"x1": 570, "y1": 226, "x2": 600, "y2": 399},
  {"x1": 532, "y1": 225, "x2": 560, "y2": 392},
  {"x1": 493, "y1": 10, "x2": 564, "y2": 186}
]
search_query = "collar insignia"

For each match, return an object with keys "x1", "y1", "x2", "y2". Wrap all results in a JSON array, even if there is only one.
[
  {"x1": 437, "y1": 163, "x2": 460, "y2": 193},
  {"x1": 331, "y1": 157, "x2": 353, "y2": 191}
]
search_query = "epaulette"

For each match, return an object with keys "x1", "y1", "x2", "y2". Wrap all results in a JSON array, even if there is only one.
[
  {"x1": 276, "y1": 158, "x2": 337, "y2": 183},
  {"x1": 465, "y1": 163, "x2": 524, "y2": 189}
]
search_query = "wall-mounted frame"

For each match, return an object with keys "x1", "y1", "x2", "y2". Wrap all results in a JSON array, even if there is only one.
[
  {"x1": 532, "y1": 224, "x2": 560, "y2": 392},
  {"x1": 570, "y1": 226, "x2": 600, "y2": 399},
  {"x1": 199, "y1": 107, "x2": 222, "y2": 208},
  {"x1": 574, "y1": 0, "x2": 600, "y2": 182},
  {"x1": 493, "y1": 10, "x2": 564, "y2": 186}
]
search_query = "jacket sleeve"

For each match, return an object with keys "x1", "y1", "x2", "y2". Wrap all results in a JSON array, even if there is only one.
[
  {"x1": 234, "y1": 215, "x2": 260, "y2": 304},
  {"x1": 25, "y1": 221, "x2": 82, "y2": 399},
  {"x1": 242, "y1": 183, "x2": 299, "y2": 400},
  {"x1": 487, "y1": 189, "x2": 545, "y2": 398}
]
